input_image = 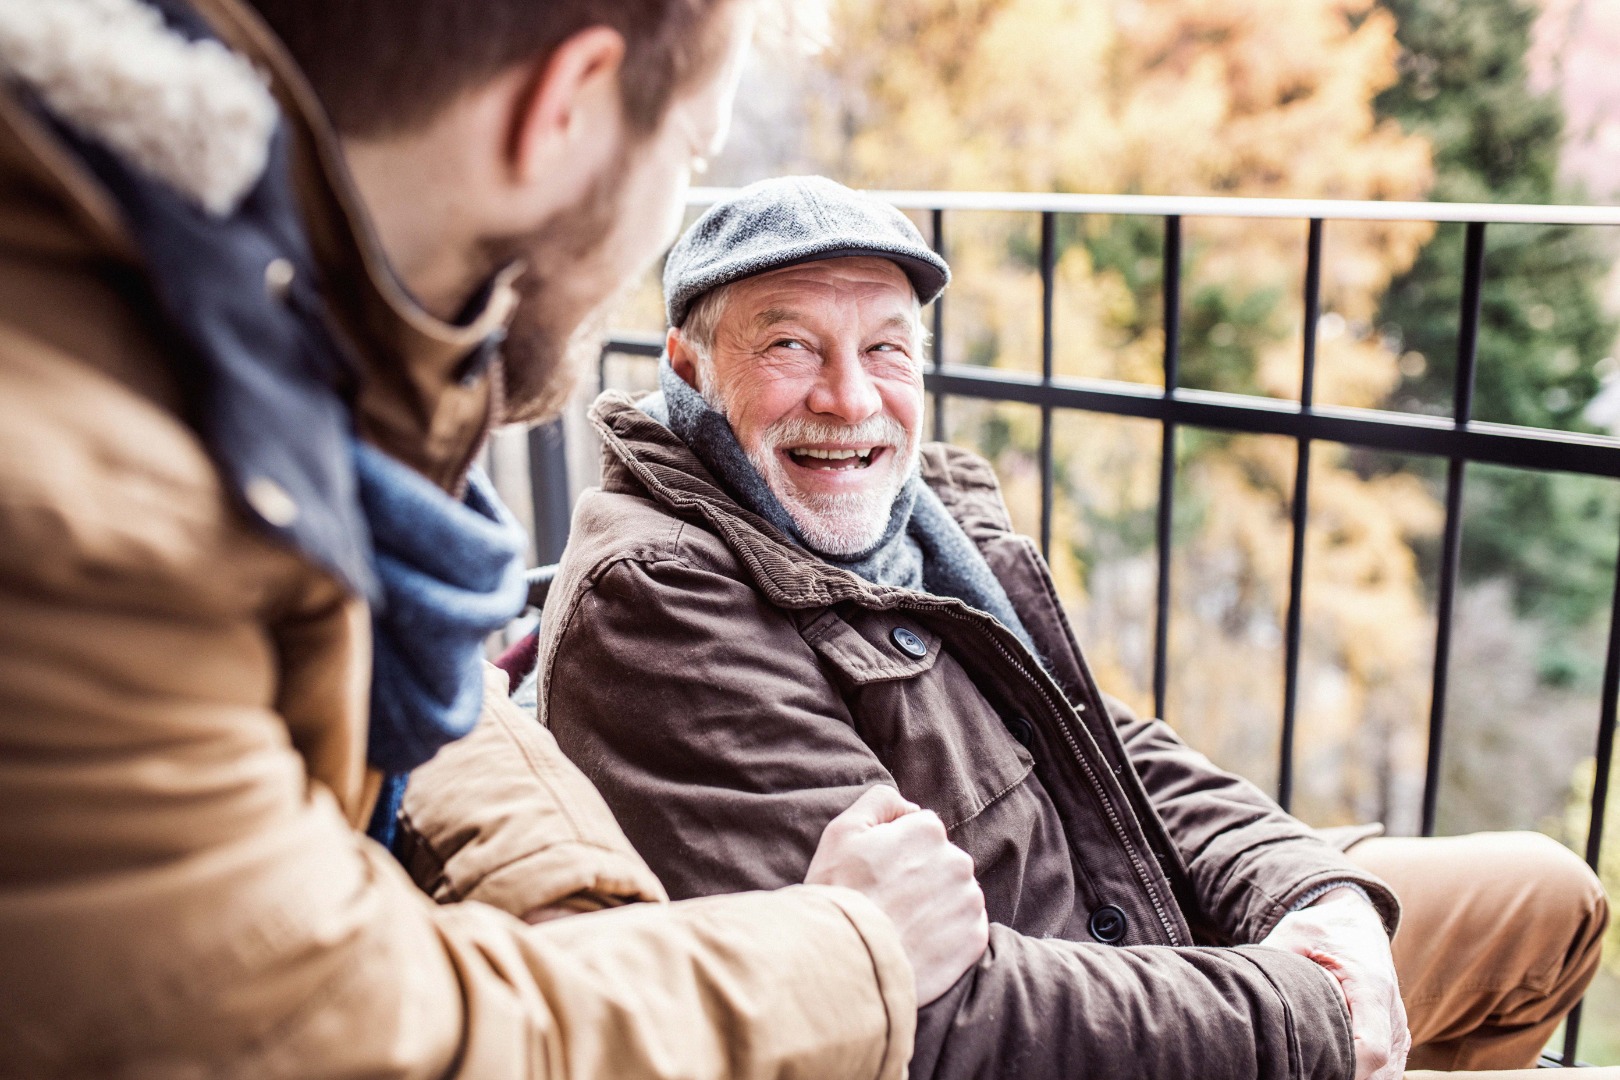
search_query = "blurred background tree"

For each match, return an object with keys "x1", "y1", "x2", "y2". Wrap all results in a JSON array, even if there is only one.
[
  {"x1": 1358, "y1": 30, "x2": 1620, "y2": 1056},
  {"x1": 1372, "y1": 0, "x2": 1619, "y2": 726}
]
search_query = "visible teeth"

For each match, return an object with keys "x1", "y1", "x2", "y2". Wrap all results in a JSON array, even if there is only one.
[
  {"x1": 788, "y1": 447, "x2": 879, "y2": 470},
  {"x1": 796, "y1": 448, "x2": 862, "y2": 460}
]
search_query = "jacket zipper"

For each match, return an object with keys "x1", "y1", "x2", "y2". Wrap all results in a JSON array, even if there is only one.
[{"x1": 896, "y1": 600, "x2": 1184, "y2": 947}]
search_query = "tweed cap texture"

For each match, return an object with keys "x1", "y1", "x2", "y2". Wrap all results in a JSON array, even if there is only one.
[{"x1": 663, "y1": 175, "x2": 951, "y2": 327}]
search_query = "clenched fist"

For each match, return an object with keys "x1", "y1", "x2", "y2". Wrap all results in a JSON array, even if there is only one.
[
  {"x1": 1261, "y1": 888, "x2": 1409, "y2": 1080},
  {"x1": 805, "y1": 785, "x2": 989, "y2": 1004}
]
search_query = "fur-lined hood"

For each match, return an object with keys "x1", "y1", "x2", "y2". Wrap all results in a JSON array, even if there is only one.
[
  {"x1": 0, "y1": 0, "x2": 277, "y2": 216},
  {"x1": 0, "y1": 0, "x2": 521, "y2": 495}
]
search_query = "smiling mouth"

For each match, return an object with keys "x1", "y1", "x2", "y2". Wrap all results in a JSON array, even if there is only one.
[{"x1": 785, "y1": 446, "x2": 886, "y2": 471}]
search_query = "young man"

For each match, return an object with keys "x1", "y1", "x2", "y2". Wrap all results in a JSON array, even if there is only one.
[
  {"x1": 0, "y1": 3, "x2": 987, "y2": 1076},
  {"x1": 538, "y1": 176, "x2": 1613, "y2": 1080}
]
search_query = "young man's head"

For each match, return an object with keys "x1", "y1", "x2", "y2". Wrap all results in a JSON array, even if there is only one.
[
  {"x1": 248, "y1": 0, "x2": 754, "y2": 421},
  {"x1": 662, "y1": 176, "x2": 950, "y2": 555}
]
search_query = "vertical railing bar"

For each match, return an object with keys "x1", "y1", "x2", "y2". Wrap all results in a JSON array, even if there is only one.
[
  {"x1": 526, "y1": 419, "x2": 573, "y2": 565},
  {"x1": 1039, "y1": 211, "x2": 1056, "y2": 559},
  {"x1": 1453, "y1": 222, "x2": 1486, "y2": 424},
  {"x1": 1422, "y1": 220, "x2": 1486, "y2": 838},
  {"x1": 1582, "y1": 528, "x2": 1620, "y2": 869},
  {"x1": 1424, "y1": 458, "x2": 1467, "y2": 835},
  {"x1": 1559, "y1": 1011, "x2": 1584, "y2": 1069},
  {"x1": 1298, "y1": 220, "x2": 1323, "y2": 409},
  {"x1": 1154, "y1": 215, "x2": 1182, "y2": 721},
  {"x1": 1279, "y1": 218, "x2": 1324, "y2": 812},
  {"x1": 1561, "y1": 520, "x2": 1620, "y2": 1066},
  {"x1": 931, "y1": 208, "x2": 947, "y2": 442}
]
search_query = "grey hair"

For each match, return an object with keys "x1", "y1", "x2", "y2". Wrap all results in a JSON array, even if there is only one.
[
  {"x1": 677, "y1": 282, "x2": 734, "y2": 366},
  {"x1": 673, "y1": 283, "x2": 733, "y2": 409}
]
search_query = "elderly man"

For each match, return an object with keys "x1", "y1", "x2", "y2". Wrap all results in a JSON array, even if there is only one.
[{"x1": 538, "y1": 176, "x2": 1611, "y2": 1080}]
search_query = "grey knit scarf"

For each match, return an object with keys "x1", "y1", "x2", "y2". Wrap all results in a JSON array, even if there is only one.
[{"x1": 643, "y1": 360, "x2": 1037, "y2": 655}]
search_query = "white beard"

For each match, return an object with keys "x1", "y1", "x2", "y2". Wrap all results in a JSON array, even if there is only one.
[{"x1": 741, "y1": 412, "x2": 919, "y2": 556}]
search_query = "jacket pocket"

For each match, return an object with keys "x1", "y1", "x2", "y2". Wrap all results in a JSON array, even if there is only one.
[{"x1": 801, "y1": 609, "x2": 1033, "y2": 832}]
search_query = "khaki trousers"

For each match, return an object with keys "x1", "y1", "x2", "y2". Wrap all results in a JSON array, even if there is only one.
[{"x1": 1343, "y1": 831, "x2": 1612, "y2": 1077}]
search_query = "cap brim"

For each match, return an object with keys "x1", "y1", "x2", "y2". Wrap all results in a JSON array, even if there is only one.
[
  {"x1": 770, "y1": 247, "x2": 949, "y2": 308},
  {"x1": 672, "y1": 246, "x2": 949, "y2": 326}
]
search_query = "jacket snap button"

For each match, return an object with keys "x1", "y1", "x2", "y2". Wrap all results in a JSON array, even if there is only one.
[
  {"x1": 890, "y1": 627, "x2": 928, "y2": 659},
  {"x1": 1007, "y1": 716, "x2": 1035, "y2": 747},
  {"x1": 264, "y1": 257, "x2": 296, "y2": 302},
  {"x1": 244, "y1": 476, "x2": 299, "y2": 527},
  {"x1": 1088, "y1": 904, "x2": 1128, "y2": 944}
]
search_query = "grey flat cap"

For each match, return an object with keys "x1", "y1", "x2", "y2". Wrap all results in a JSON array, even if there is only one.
[{"x1": 663, "y1": 175, "x2": 950, "y2": 327}]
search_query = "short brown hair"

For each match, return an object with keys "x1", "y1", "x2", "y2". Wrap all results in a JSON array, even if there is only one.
[{"x1": 247, "y1": 0, "x2": 735, "y2": 139}]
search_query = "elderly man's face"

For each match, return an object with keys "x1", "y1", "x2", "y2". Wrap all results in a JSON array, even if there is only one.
[{"x1": 675, "y1": 257, "x2": 925, "y2": 554}]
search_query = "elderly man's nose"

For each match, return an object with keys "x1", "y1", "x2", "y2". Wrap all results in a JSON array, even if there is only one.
[{"x1": 808, "y1": 354, "x2": 882, "y2": 423}]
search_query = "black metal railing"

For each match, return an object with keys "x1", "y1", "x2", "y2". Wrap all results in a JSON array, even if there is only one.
[{"x1": 567, "y1": 189, "x2": 1620, "y2": 1065}]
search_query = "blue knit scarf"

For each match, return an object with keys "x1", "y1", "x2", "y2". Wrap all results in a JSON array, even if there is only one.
[{"x1": 358, "y1": 447, "x2": 530, "y2": 848}]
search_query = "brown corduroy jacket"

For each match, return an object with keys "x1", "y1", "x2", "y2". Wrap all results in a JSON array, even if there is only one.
[
  {"x1": 0, "y1": 2, "x2": 917, "y2": 1076},
  {"x1": 541, "y1": 392, "x2": 1405, "y2": 1080}
]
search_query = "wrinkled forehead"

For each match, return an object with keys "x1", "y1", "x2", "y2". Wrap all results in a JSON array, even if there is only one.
[{"x1": 723, "y1": 256, "x2": 920, "y2": 330}]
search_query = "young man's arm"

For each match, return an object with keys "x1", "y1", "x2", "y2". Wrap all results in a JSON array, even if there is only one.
[
  {"x1": 0, "y1": 579, "x2": 919, "y2": 1079},
  {"x1": 397, "y1": 663, "x2": 674, "y2": 921}
]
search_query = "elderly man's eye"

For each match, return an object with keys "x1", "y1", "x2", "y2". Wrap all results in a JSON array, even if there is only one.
[{"x1": 773, "y1": 339, "x2": 806, "y2": 350}]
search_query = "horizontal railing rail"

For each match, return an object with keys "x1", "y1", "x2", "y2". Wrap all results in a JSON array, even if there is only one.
[
  {"x1": 691, "y1": 186, "x2": 1620, "y2": 225},
  {"x1": 582, "y1": 189, "x2": 1620, "y2": 1066}
]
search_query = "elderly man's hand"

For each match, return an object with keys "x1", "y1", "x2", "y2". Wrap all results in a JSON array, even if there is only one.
[
  {"x1": 1260, "y1": 888, "x2": 1409, "y2": 1080},
  {"x1": 805, "y1": 785, "x2": 989, "y2": 1005}
]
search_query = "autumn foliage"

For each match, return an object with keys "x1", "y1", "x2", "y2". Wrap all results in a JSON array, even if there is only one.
[{"x1": 798, "y1": 0, "x2": 1448, "y2": 825}]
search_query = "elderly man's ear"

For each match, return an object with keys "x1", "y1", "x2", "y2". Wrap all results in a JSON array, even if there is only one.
[{"x1": 667, "y1": 327, "x2": 704, "y2": 391}]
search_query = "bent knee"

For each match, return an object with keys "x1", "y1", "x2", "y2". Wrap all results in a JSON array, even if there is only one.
[{"x1": 1496, "y1": 832, "x2": 1608, "y2": 941}]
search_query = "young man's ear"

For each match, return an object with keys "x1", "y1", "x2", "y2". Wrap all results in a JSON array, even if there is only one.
[
  {"x1": 508, "y1": 26, "x2": 627, "y2": 185},
  {"x1": 667, "y1": 327, "x2": 703, "y2": 390}
]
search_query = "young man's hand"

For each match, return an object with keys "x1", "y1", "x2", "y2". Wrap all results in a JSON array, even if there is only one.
[
  {"x1": 805, "y1": 785, "x2": 989, "y2": 1004},
  {"x1": 1260, "y1": 888, "x2": 1410, "y2": 1080}
]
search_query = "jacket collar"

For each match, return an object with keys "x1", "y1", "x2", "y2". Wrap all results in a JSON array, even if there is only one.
[
  {"x1": 595, "y1": 390, "x2": 1113, "y2": 742},
  {"x1": 0, "y1": 0, "x2": 517, "y2": 493},
  {"x1": 192, "y1": 0, "x2": 522, "y2": 491},
  {"x1": 591, "y1": 392, "x2": 1021, "y2": 611}
]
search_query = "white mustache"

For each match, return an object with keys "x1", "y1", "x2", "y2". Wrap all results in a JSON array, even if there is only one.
[{"x1": 758, "y1": 413, "x2": 909, "y2": 452}]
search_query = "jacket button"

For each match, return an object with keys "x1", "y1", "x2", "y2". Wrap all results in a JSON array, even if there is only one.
[
  {"x1": 890, "y1": 626, "x2": 928, "y2": 659},
  {"x1": 244, "y1": 476, "x2": 299, "y2": 527},
  {"x1": 264, "y1": 257, "x2": 295, "y2": 302},
  {"x1": 1006, "y1": 716, "x2": 1035, "y2": 747},
  {"x1": 1089, "y1": 904, "x2": 1128, "y2": 944}
]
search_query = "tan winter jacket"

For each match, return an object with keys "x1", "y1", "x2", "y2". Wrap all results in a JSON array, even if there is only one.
[
  {"x1": 0, "y1": 1, "x2": 915, "y2": 1076},
  {"x1": 540, "y1": 393, "x2": 1405, "y2": 1080}
]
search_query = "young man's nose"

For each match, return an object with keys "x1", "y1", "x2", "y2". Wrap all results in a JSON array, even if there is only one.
[{"x1": 805, "y1": 349, "x2": 882, "y2": 426}]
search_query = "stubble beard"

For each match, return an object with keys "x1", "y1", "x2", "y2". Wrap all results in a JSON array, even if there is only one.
[{"x1": 485, "y1": 147, "x2": 634, "y2": 426}]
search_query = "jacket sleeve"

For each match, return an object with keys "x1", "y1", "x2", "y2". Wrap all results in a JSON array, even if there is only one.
[
  {"x1": 541, "y1": 554, "x2": 1355, "y2": 1080},
  {"x1": 397, "y1": 663, "x2": 671, "y2": 920},
  {"x1": 912, "y1": 926, "x2": 1351, "y2": 1080},
  {"x1": 1103, "y1": 692, "x2": 1400, "y2": 941},
  {"x1": 0, "y1": 556, "x2": 914, "y2": 1079}
]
